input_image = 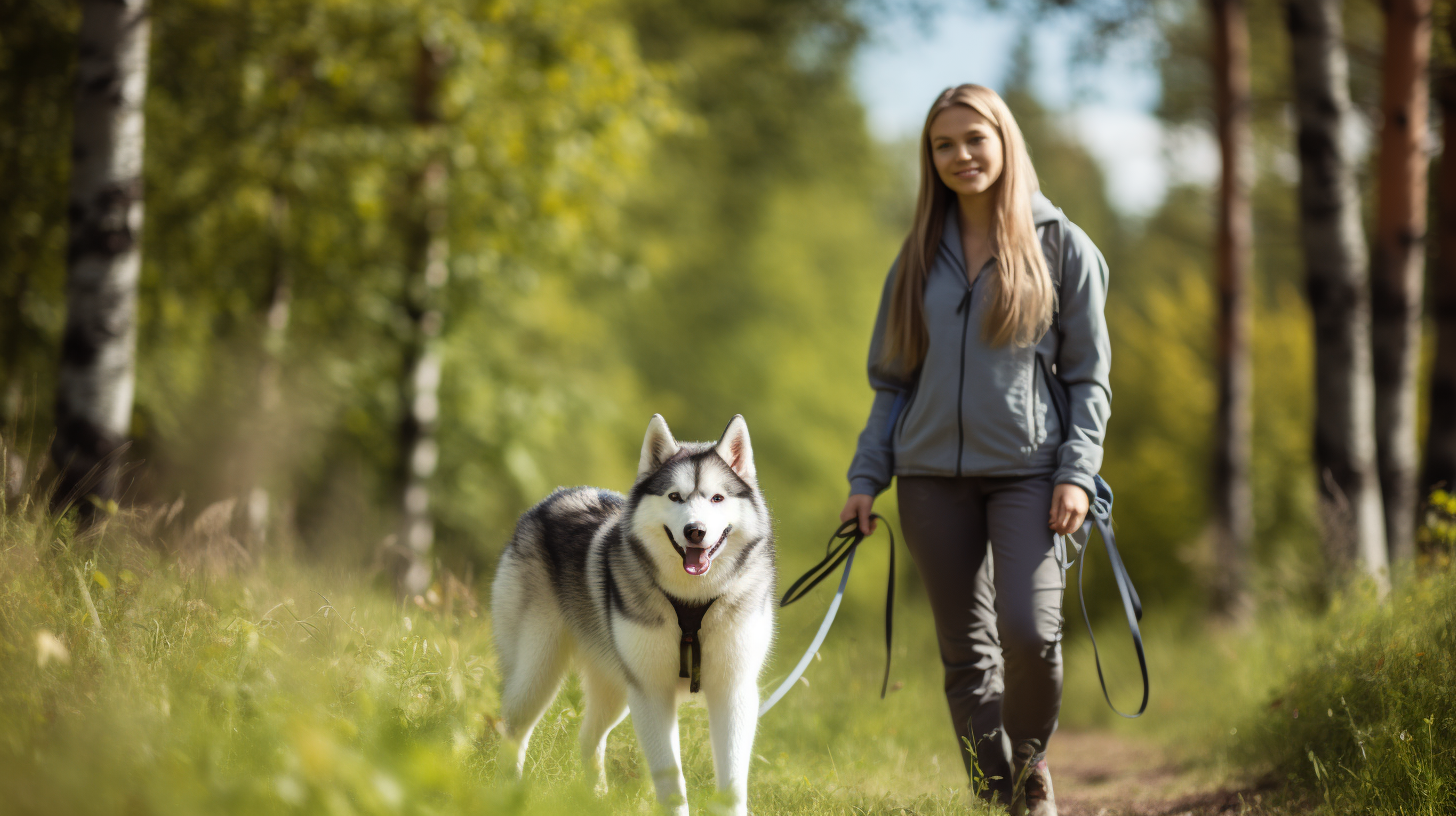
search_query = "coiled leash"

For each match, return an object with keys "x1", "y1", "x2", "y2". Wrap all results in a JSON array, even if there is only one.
[
  {"x1": 1056, "y1": 475, "x2": 1148, "y2": 718},
  {"x1": 758, "y1": 514, "x2": 895, "y2": 717}
]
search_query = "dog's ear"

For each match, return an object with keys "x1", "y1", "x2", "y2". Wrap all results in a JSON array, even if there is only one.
[
  {"x1": 714, "y1": 414, "x2": 756, "y2": 486},
  {"x1": 637, "y1": 414, "x2": 681, "y2": 477}
]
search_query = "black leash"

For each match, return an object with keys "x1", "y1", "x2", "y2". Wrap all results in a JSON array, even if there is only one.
[
  {"x1": 1070, "y1": 476, "x2": 1148, "y2": 718},
  {"x1": 759, "y1": 514, "x2": 895, "y2": 714}
]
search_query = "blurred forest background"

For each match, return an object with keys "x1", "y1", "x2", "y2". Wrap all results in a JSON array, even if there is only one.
[
  {"x1": 5, "y1": 0, "x2": 1456, "y2": 811},
  {"x1": 8, "y1": 0, "x2": 1446, "y2": 606}
]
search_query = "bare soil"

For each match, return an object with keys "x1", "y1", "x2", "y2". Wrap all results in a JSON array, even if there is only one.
[{"x1": 1048, "y1": 731, "x2": 1281, "y2": 816}]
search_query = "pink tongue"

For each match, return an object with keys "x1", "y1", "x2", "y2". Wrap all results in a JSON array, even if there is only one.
[{"x1": 682, "y1": 547, "x2": 710, "y2": 575}]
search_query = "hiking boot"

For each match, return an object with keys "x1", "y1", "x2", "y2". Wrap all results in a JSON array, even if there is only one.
[{"x1": 1010, "y1": 742, "x2": 1057, "y2": 816}]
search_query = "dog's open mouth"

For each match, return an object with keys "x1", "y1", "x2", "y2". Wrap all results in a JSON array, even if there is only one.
[{"x1": 665, "y1": 525, "x2": 731, "y2": 576}]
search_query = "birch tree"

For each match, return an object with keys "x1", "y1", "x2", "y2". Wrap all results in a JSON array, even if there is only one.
[
  {"x1": 1285, "y1": 0, "x2": 1389, "y2": 589},
  {"x1": 1209, "y1": 0, "x2": 1255, "y2": 618},
  {"x1": 396, "y1": 41, "x2": 449, "y2": 597},
  {"x1": 1370, "y1": 0, "x2": 1432, "y2": 567},
  {"x1": 52, "y1": 0, "x2": 151, "y2": 515}
]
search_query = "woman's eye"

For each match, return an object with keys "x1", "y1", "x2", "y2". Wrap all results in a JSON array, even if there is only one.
[
  {"x1": 668, "y1": 493, "x2": 681, "y2": 503},
  {"x1": 711, "y1": 494, "x2": 725, "y2": 503}
]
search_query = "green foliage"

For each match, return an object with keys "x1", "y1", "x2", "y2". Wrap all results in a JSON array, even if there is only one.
[
  {"x1": 1418, "y1": 489, "x2": 1456, "y2": 566},
  {"x1": 1236, "y1": 571, "x2": 1456, "y2": 814}
]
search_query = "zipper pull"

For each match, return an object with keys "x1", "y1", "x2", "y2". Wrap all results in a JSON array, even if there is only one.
[{"x1": 955, "y1": 288, "x2": 972, "y2": 315}]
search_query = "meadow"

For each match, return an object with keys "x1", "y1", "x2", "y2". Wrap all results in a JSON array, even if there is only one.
[{"x1": 4, "y1": 485, "x2": 1452, "y2": 816}]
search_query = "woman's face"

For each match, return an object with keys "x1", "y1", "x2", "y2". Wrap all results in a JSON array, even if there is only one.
[{"x1": 928, "y1": 105, "x2": 1003, "y2": 198}]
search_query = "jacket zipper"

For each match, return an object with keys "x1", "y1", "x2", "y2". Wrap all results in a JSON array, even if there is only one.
[{"x1": 954, "y1": 279, "x2": 976, "y2": 477}]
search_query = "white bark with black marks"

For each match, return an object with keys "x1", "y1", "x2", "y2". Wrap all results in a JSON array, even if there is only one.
[
  {"x1": 1286, "y1": 0, "x2": 1389, "y2": 591},
  {"x1": 52, "y1": 0, "x2": 151, "y2": 513},
  {"x1": 396, "y1": 42, "x2": 449, "y2": 597}
]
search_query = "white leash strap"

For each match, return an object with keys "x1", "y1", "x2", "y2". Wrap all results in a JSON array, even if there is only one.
[{"x1": 758, "y1": 547, "x2": 856, "y2": 717}]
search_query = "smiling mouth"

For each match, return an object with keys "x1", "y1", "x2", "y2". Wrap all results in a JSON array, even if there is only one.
[{"x1": 664, "y1": 525, "x2": 732, "y2": 576}]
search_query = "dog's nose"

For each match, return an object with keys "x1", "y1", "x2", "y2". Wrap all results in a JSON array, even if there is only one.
[{"x1": 683, "y1": 522, "x2": 706, "y2": 545}]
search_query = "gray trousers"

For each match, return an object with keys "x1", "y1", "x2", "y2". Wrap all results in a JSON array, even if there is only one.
[{"x1": 897, "y1": 474, "x2": 1065, "y2": 801}]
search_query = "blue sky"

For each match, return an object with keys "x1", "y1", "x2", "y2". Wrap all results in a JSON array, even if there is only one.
[{"x1": 851, "y1": 3, "x2": 1218, "y2": 215}]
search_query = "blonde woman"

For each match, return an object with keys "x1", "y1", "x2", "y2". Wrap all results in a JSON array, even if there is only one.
[{"x1": 841, "y1": 85, "x2": 1110, "y2": 815}]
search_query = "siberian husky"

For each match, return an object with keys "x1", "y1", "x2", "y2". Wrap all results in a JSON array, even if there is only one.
[{"x1": 491, "y1": 414, "x2": 776, "y2": 816}]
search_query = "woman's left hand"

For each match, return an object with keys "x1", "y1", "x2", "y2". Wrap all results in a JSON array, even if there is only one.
[{"x1": 1048, "y1": 483, "x2": 1089, "y2": 536}]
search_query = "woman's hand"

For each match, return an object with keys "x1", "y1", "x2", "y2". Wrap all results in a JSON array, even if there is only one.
[
  {"x1": 840, "y1": 494, "x2": 878, "y2": 535},
  {"x1": 1048, "y1": 483, "x2": 1089, "y2": 536}
]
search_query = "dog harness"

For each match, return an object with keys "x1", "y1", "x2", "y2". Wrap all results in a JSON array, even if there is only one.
[{"x1": 667, "y1": 595, "x2": 716, "y2": 693}]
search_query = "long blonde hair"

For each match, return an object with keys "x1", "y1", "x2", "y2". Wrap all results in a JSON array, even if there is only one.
[{"x1": 883, "y1": 84, "x2": 1054, "y2": 372}]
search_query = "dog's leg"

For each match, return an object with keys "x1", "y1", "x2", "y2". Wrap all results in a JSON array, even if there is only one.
[
  {"x1": 627, "y1": 686, "x2": 689, "y2": 816},
  {"x1": 578, "y1": 665, "x2": 628, "y2": 795},
  {"x1": 706, "y1": 680, "x2": 758, "y2": 816},
  {"x1": 499, "y1": 614, "x2": 569, "y2": 778}
]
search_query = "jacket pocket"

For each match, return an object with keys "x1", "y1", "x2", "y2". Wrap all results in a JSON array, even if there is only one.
[
  {"x1": 893, "y1": 377, "x2": 921, "y2": 445},
  {"x1": 1037, "y1": 354, "x2": 1068, "y2": 445}
]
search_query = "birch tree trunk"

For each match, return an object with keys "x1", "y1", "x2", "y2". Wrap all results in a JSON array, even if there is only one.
[
  {"x1": 245, "y1": 190, "x2": 293, "y2": 547},
  {"x1": 1370, "y1": 0, "x2": 1431, "y2": 568},
  {"x1": 52, "y1": 0, "x2": 151, "y2": 515},
  {"x1": 396, "y1": 42, "x2": 449, "y2": 597},
  {"x1": 1425, "y1": 72, "x2": 1456, "y2": 500},
  {"x1": 1286, "y1": 0, "x2": 1390, "y2": 591},
  {"x1": 1210, "y1": 0, "x2": 1255, "y2": 619}
]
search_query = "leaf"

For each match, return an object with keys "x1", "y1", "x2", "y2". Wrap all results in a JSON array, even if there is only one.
[{"x1": 92, "y1": 570, "x2": 111, "y2": 590}]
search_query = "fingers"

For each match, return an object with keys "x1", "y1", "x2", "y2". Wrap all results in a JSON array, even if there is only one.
[
  {"x1": 1048, "y1": 493, "x2": 1081, "y2": 535},
  {"x1": 843, "y1": 495, "x2": 876, "y2": 535}
]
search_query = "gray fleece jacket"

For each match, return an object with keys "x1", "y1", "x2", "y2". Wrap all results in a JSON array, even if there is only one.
[{"x1": 847, "y1": 192, "x2": 1111, "y2": 500}]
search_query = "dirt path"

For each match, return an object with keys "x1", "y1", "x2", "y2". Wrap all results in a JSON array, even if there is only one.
[{"x1": 1048, "y1": 731, "x2": 1276, "y2": 816}]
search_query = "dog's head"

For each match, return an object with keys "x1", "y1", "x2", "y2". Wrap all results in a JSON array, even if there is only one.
[{"x1": 629, "y1": 414, "x2": 764, "y2": 580}]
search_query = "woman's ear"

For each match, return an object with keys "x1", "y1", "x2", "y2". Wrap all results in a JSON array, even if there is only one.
[
  {"x1": 637, "y1": 414, "x2": 680, "y2": 478},
  {"x1": 713, "y1": 414, "x2": 756, "y2": 486}
]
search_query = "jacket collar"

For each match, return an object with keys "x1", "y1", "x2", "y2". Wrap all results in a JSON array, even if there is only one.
[{"x1": 940, "y1": 190, "x2": 1064, "y2": 270}]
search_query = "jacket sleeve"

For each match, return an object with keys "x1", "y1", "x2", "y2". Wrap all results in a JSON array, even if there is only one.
[
  {"x1": 847, "y1": 259, "x2": 913, "y2": 497},
  {"x1": 1053, "y1": 223, "x2": 1112, "y2": 500}
]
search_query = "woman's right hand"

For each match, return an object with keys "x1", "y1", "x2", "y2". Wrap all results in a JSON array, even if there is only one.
[{"x1": 840, "y1": 493, "x2": 878, "y2": 535}]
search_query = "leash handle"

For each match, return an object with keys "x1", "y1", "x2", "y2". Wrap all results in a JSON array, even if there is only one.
[{"x1": 759, "y1": 514, "x2": 896, "y2": 716}]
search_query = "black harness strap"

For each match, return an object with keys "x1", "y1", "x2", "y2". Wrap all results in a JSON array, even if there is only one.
[{"x1": 668, "y1": 595, "x2": 716, "y2": 693}]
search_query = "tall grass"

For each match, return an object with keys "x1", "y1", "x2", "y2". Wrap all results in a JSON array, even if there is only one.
[
  {"x1": 0, "y1": 494, "x2": 1003, "y2": 816},
  {"x1": 1232, "y1": 570, "x2": 1456, "y2": 814}
]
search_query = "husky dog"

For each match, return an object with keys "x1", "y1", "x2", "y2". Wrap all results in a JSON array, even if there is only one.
[{"x1": 491, "y1": 414, "x2": 776, "y2": 816}]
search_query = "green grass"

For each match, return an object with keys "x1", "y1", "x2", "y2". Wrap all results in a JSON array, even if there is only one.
[
  {"x1": 0, "y1": 503, "x2": 1002, "y2": 816},
  {"x1": 7, "y1": 492, "x2": 1453, "y2": 816},
  {"x1": 1231, "y1": 570, "x2": 1456, "y2": 815}
]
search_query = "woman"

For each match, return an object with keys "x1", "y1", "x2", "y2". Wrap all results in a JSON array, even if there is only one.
[{"x1": 841, "y1": 84, "x2": 1110, "y2": 815}]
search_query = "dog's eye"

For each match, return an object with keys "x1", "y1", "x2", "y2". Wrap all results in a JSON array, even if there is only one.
[
  {"x1": 711, "y1": 494, "x2": 724, "y2": 503},
  {"x1": 668, "y1": 492, "x2": 682, "y2": 503}
]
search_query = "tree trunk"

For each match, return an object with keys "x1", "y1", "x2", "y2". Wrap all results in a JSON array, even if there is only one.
[
  {"x1": 1286, "y1": 0, "x2": 1390, "y2": 591},
  {"x1": 1371, "y1": 0, "x2": 1431, "y2": 569},
  {"x1": 52, "y1": 0, "x2": 151, "y2": 516},
  {"x1": 245, "y1": 189, "x2": 293, "y2": 547},
  {"x1": 396, "y1": 41, "x2": 449, "y2": 597},
  {"x1": 1426, "y1": 72, "x2": 1456, "y2": 501},
  {"x1": 1209, "y1": 0, "x2": 1255, "y2": 619}
]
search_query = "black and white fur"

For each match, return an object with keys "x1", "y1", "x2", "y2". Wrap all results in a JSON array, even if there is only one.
[{"x1": 491, "y1": 414, "x2": 776, "y2": 816}]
